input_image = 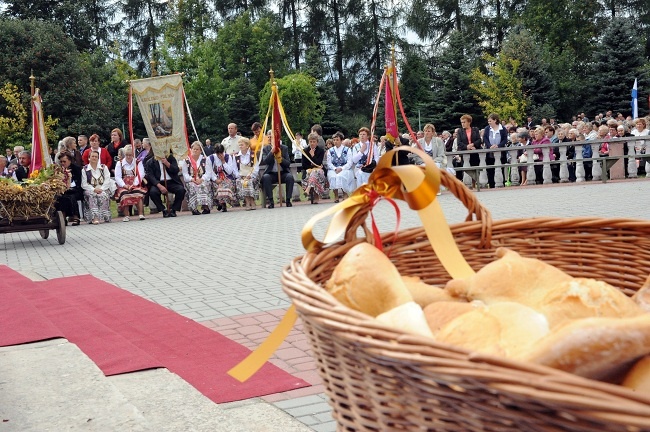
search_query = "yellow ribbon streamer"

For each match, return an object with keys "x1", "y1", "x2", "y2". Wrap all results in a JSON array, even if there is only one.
[{"x1": 228, "y1": 147, "x2": 475, "y2": 382}]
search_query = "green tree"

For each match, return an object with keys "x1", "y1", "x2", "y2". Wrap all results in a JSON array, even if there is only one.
[
  {"x1": 0, "y1": 82, "x2": 28, "y2": 147},
  {"x1": 501, "y1": 29, "x2": 558, "y2": 121},
  {"x1": 587, "y1": 18, "x2": 648, "y2": 116},
  {"x1": 398, "y1": 47, "x2": 435, "y2": 130},
  {"x1": 471, "y1": 53, "x2": 528, "y2": 122},
  {"x1": 120, "y1": 0, "x2": 170, "y2": 73},
  {"x1": 164, "y1": 0, "x2": 213, "y2": 54},
  {"x1": 259, "y1": 73, "x2": 324, "y2": 140},
  {"x1": 429, "y1": 31, "x2": 483, "y2": 131}
]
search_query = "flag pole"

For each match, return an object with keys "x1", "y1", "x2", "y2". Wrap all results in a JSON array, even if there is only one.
[
  {"x1": 270, "y1": 67, "x2": 283, "y2": 207},
  {"x1": 30, "y1": 70, "x2": 35, "y2": 97}
]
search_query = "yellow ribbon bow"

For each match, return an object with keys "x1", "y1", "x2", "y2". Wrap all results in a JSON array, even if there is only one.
[{"x1": 228, "y1": 147, "x2": 476, "y2": 382}]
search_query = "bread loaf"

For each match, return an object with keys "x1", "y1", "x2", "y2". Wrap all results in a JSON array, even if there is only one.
[
  {"x1": 376, "y1": 301, "x2": 434, "y2": 338},
  {"x1": 423, "y1": 301, "x2": 477, "y2": 336},
  {"x1": 632, "y1": 274, "x2": 650, "y2": 313},
  {"x1": 521, "y1": 315, "x2": 650, "y2": 380},
  {"x1": 326, "y1": 243, "x2": 412, "y2": 317},
  {"x1": 435, "y1": 302, "x2": 549, "y2": 358}
]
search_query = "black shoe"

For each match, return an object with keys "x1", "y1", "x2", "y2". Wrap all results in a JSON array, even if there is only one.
[
  {"x1": 309, "y1": 189, "x2": 315, "y2": 204},
  {"x1": 216, "y1": 203, "x2": 223, "y2": 211},
  {"x1": 192, "y1": 209, "x2": 201, "y2": 215},
  {"x1": 202, "y1": 208, "x2": 210, "y2": 214},
  {"x1": 169, "y1": 210, "x2": 177, "y2": 217},
  {"x1": 286, "y1": 201, "x2": 292, "y2": 207},
  {"x1": 221, "y1": 205, "x2": 227, "y2": 212},
  {"x1": 267, "y1": 202, "x2": 274, "y2": 209},
  {"x1": 162, "y1": 210, "x2": 170, "y2": 218}
]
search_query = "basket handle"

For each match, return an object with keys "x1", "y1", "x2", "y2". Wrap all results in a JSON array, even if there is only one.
[
  {"x1": 342, "y1": 165, "x2": 493, "y2": 249},
  {"x1": 438, "y1": 167, "x2": 493, "y2": 249}
]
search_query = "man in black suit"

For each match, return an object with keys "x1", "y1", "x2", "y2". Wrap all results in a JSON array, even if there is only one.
[
  {"x1": 145, "y1": 152, "x2": 185, "y2": 217},
  {"x1": 13, "y1": 151, "x2": 31, "y2": 181},
  {"x1": 260, "y1": 143, "x2": 294, "y2": 209}
]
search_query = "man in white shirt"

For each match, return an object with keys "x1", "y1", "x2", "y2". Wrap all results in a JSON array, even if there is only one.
[{"x1": 221, "y1": 123, "x2": 240, "y2": 155}]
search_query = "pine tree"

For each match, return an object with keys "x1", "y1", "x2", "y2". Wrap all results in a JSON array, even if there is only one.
[{"x1": 587, "y1": 18, "x2": 648, "y2": 117}]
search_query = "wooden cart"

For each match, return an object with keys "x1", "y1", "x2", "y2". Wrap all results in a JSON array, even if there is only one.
[{"x1": 0, "y1": 207, "x2": 66, "y2": 245}]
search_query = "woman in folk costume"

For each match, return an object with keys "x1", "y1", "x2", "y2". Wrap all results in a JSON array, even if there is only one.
[
  {"x1": 209, "y1": 143, "x2": 239, "y2": 212},
  {"x1": 181, "y1": 141, "x2": 212, "y2": 215},
  {"x1": 236, "y1": 137, "x2": 260, "y2": 210},
  {"x1": 301, "y1": 132, "x2": 327, "y2": 204},
  {"x1": 326, "y1": 131, "x2": 354, "y2": 202},
  {"x1": 114, "y1": 145, "x2": 147, "y2": 222},
  {"x1": 351, "y1": 127, "x2": 380, "y2": 186},
  {"x1": 81, "y1": 150, "x2": 114, "y2": 225}
]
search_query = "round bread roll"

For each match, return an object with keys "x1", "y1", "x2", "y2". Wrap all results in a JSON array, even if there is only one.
[
  {"x1": 423, "y1": 301, "x2": 477, "y2": 336},
  {"x1": 539, "y1": 278, "x2": 644, "y2": 329},
  {"x1": 325, "y1": 242, "x2": 413, "y2": 317},
  {"x1": 445, "y1": 248, "x2": 572, "y2": 306},
  {"x1": 402, "y1": 275, "x2": 454, "y2": 308},
  {"x1": 435, "y1": 302, "x2": 549, "y2": 358},
  {"x1": 632, "y1": 274, "x2": 650, "y2": 314},
  {"x1": 376, "y1": 301, "x2": 434, "y2": 338},
  {"x1": 622, "y1": 356, "x2": 650, "y2": 394}
]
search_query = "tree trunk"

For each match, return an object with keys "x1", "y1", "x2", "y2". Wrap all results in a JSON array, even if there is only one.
[
  {"x1": 332, "y1": 0, "x2": 345, "y2": 108},
  {"x1": 291, "y1": 0, "x2": 300, "y2": 69},
  {"x1": 370, "y1": 0, "x2": 381, "y2": 77}
]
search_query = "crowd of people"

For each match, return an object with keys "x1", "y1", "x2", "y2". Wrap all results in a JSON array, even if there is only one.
[{"x1": 1, "y1": 111, "x2": 648, "y2": 225}]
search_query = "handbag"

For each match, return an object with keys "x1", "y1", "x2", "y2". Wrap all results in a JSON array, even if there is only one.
[
  {"x1": 360, "y1": 160, "x2": 376, "y2": 173},
  {"x1": 518, "y1": 154, "x2": 528, "y2": 163}
]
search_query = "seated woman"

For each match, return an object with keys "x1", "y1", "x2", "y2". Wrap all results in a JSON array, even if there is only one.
[
  {"x1": 82, "y1": 150, "x2": 113, "y2": 224},
  {"x1": 236, "y1": 137, "x2": 260, "y2": 210},
  {"x1": 181, "y1": 141, "x2": 212, "y2": 215},
  {"x1": 326, "y1": 132, "x2": 354, "y2": 202},
  {"x1": 208, "y1": 143, "x2": 239, "y2": 212},
  {"x1": 55, "y1": 151, "x2": 83, "y2": 225},
  {"x1": 114, "y1": 145, "x2": 146, "y2": 222},
  {"x1": 301, "y1": 132, "x2": 327, "y2": 204}
]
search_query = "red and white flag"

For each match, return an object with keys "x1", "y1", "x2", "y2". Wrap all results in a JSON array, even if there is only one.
[{"x1": 30, "y1": 89, "x2": 51, "y2": 173}]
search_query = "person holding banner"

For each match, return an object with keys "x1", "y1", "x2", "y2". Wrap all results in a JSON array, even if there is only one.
[
  {"x1": 114, "y1": 145, "x2": 147, "y2": 222},
  {"x1": 208, "y1": 143, "x2": 239, "y2": 212},
  {"x1": 260, "y1": 141, "x2": 294, "y2": 209},
  {"x1": 236, "y1": 137, "x2": 260, "y2": 211},
  {"x1": 351, "y1": 127, "x2": 380, "y2": 186},
  {"x1": 181, "y1": 141, "x2": 212, "y2": 215},
  {"x1": 145, "y1": 152, "x2": 185, "y2": 218},
  {"x1": 301, "y1": 133, "x2": 327, "y2": 204},
  {"x1": 82, "y1": 150, "x2": 113, "y2": 225}
]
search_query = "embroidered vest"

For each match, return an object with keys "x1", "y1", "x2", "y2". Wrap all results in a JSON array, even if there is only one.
[
  {"x1": 186, "y1": 157, "x2": 206, "y2": 177},
  {"x1": 329, "y1": 147, "x2": 348, "y2": 167},
  {"x1": 86, "y1": 165, "x2": 106, "y2": 187}
]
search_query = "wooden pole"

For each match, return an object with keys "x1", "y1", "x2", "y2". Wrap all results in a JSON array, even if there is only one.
[
  {"x1": 29, "y1": 70, "x2": 35, "y2": 97},
  {"x1": 270, "y1": 67, "x2": 283, "y2": 207}
]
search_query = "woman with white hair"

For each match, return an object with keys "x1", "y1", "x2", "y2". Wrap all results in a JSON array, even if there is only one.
[
  {"x1": 114, "y1": 145, "x2": 147, "y2": 222},
  {"x1": 181, "y1": 141, "x2": 212, "y2": 215}
]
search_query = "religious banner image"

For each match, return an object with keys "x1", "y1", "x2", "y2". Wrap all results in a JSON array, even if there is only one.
[{"x1": 130, "y1": 74, "x2": 188, "y2": 161}]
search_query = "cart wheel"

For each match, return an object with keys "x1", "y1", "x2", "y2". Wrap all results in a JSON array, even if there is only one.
[
  {"x1": 56, "y1": 211, "x2": 66, "y2": 245},
  {"x1": 39, "y1": 229, "x2": 49, "y2": 239}
]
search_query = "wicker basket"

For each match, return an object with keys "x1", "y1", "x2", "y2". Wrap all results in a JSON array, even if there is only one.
[{"x1": 281, "y1": 168, "x2": 650, "y2": 431}]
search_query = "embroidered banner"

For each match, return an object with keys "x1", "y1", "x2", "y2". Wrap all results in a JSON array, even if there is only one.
[{"x1": 130, "y1": 74, "x2": 188, "y2": 161}]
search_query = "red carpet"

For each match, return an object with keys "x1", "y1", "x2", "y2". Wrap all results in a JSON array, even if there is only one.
[{"x1": 0, "y1": 266, "x2": 309, "y2": 403}]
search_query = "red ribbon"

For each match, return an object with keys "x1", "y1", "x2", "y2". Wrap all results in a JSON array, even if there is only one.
[{"x1": 366, "y1": 189, "x2": 401, "y2": 257}]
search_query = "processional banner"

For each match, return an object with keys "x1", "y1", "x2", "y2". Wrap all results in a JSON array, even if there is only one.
[{"x1": 130, "y1": 74, "x2": 188, "y2": 161}]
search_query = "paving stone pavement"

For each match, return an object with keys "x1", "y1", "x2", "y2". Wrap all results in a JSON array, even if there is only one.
[{"x1": 1, "y1": 178, "x2": 649, "y2": 431}]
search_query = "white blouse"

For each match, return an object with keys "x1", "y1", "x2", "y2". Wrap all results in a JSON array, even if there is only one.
[
  {"x1": 81, "y1": 164, "x2": 111, "y2": 192},
  {"x1": 114, "y1": 159, "x2": 145, "y2": 187}
]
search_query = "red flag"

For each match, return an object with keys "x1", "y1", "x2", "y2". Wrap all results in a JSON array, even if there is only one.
[
  {"x1": 385, "y1": 66, "x2": 399, "y2": 143},
  {"x1": 271, "y1": 88, "x2": 281, "y2": 154},
  {"x1": 30, "y1": 89, "x2": 50, "y2": 173}
]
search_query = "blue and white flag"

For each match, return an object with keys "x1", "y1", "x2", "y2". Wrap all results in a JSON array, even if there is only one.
[{"x1": 632, "y1": 78, "x2": 638, "y2": 119}]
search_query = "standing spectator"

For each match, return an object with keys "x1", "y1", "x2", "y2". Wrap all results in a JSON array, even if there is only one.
[
  {"x1": 5, "y1": 148, "x2": 15, "y2": 163},
  {"x1": 250, "y1": 122, "x2": 263, "y2": 151},
  {"x1": 292, "y1": 132, "x2": 306, "y2": 163},
  {"x1": 221, "y1": 123, "x2": 240, "y2": 155},
  {"x1": 114, "y1": 145, "x2": 147, "y2": 222},
  {"x1": 204, "y1": 138, "x2": 215, "y2": 156},
  {"x1": 0, "y1": 155, "x2": 9, "y2": 177},
  {"x1": 516, "y1": 131, "x2": 530, "y2": 186},
  {"x1": 77, "y1": 135, "x2": 89, "y2": 157},
  {"x1": 133, "y1": 139, "x2": 143, "y2": 158},
  {"x1": 107, "y1": 128, "x2": 128, "y2": 166},
  {"x1": 310, "y1": 124, "x2": 326, "y2": 149},
  {"x1": 83, "y1": 134, "x2": 113, "y2": 168},
  {"x1": 482, "y1": 114, "x2": 508, "y2": 189},
  {"x1": 12, "y1": 146, "x2": 24, "y2": 164},
  {"x1": 631, "y1": 118, "x2": 649, "y2": 176},
  {"x1": 181, "y1": 141, "x2": 212, "y2": 215},
  {"x1": 63, "y1": 136, "x2": 83, "y2": 167},
  {"x1": 81, "y1": 150, "x2": 113, "y2": 225},
  {"x1": 456, "y1": 114, "x2": 482, "y2": 189},
  {"x1": 531, "y1": 127, "x2": 551, "y2": 184},
  {"x1": 441, "y1": 130, "x2": 453, "y2": 153},
  {"x1": 137, "y1": 138, "x2": 151, "y2": 163}
]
